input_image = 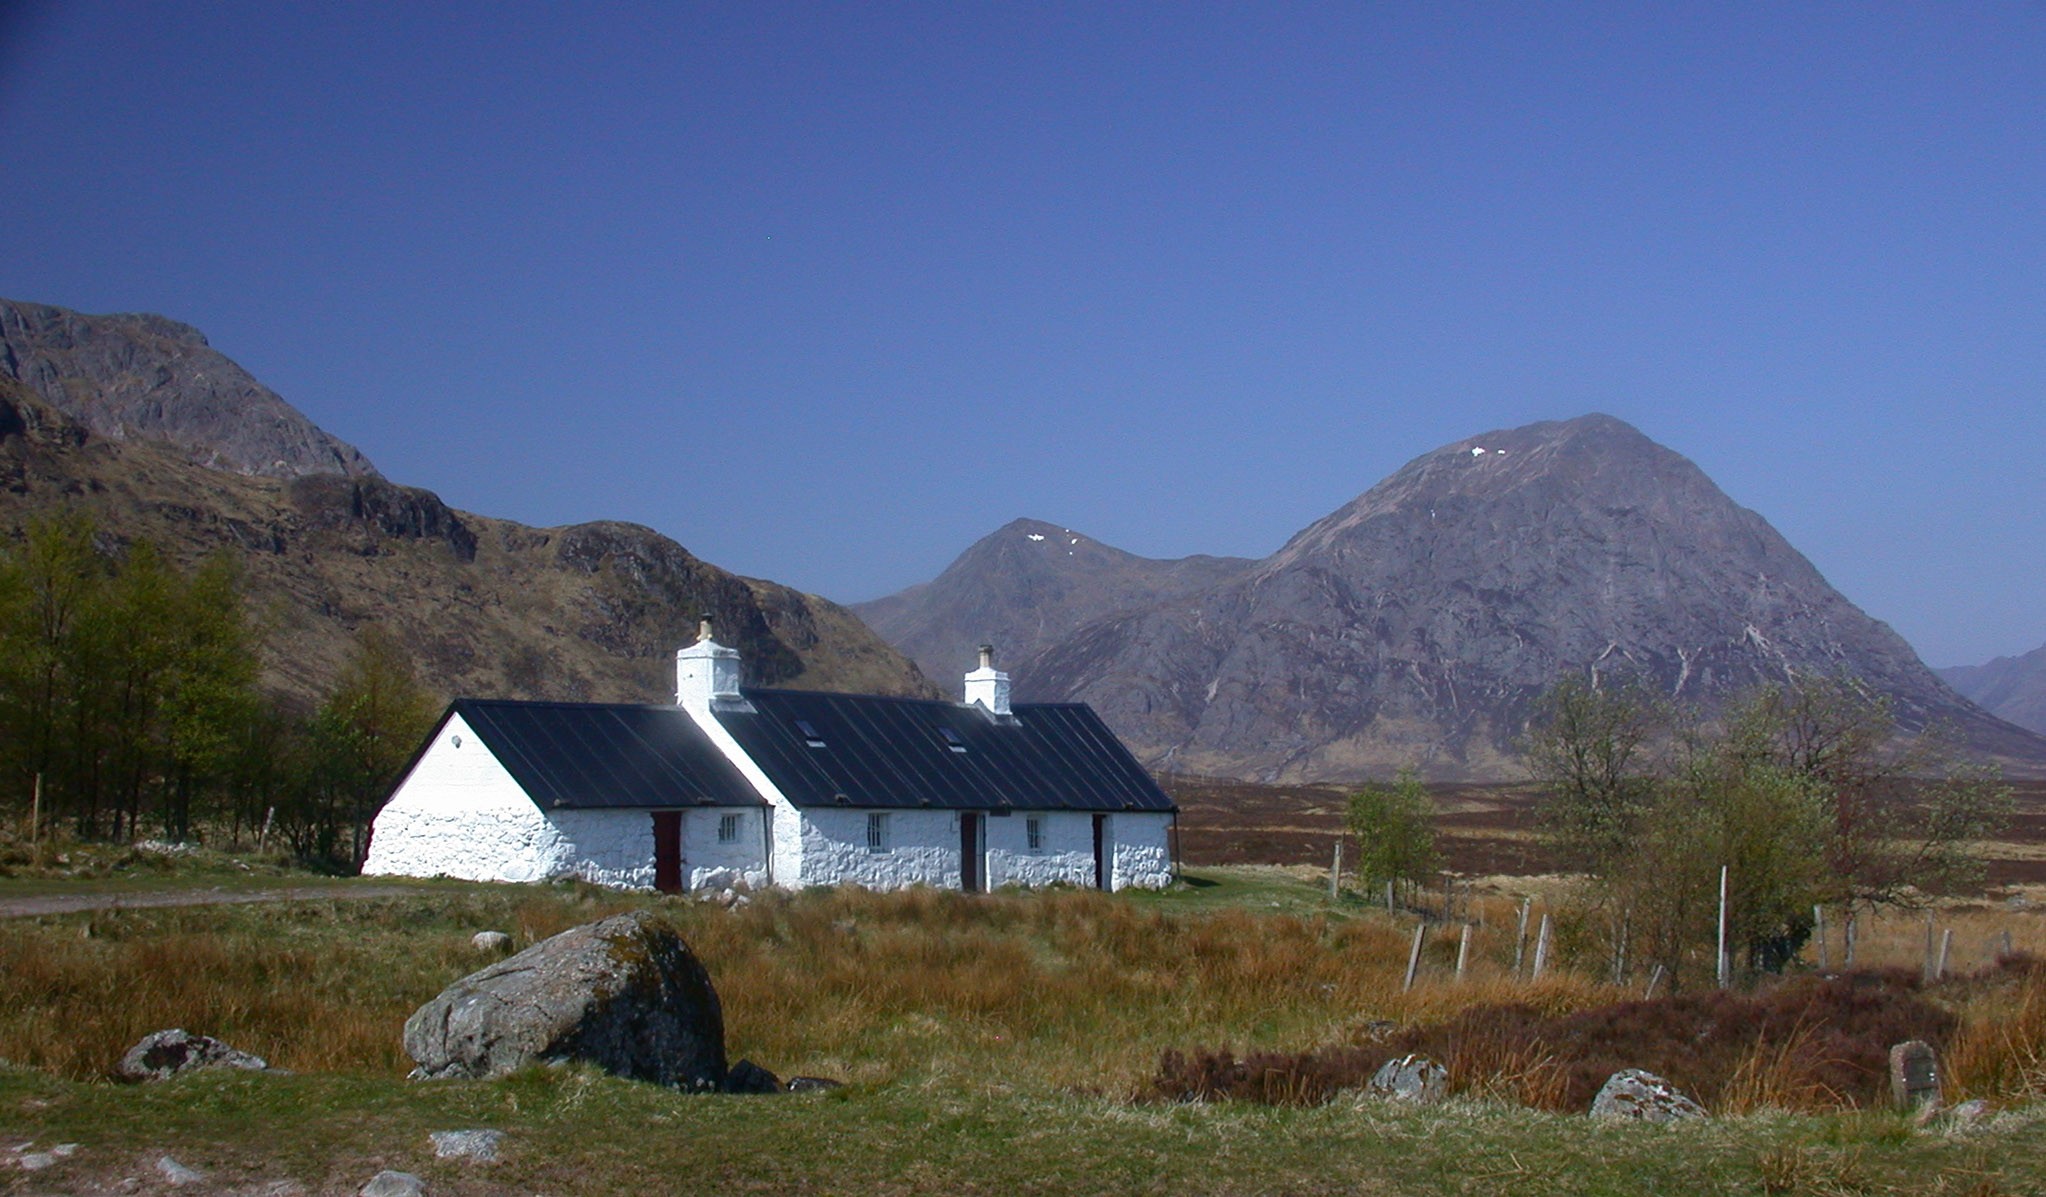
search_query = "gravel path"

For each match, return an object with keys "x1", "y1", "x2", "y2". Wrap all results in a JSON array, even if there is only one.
[{"x1": 0, "y1": 884, "x2": 424, "y2": 918}]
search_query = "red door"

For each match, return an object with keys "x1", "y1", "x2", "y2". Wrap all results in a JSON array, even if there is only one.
[{"x1": 652, "y1": 811, "x2": 683, "y2": 893}]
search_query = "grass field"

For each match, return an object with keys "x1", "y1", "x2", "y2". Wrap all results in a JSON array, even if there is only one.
[{"x1": 5, "y1": 870, "x2": 2046, "y2": 1194}]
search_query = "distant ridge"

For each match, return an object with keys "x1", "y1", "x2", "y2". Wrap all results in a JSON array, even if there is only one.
[
  {"x1": 0, "y1": 298, "x2": 378, "y2": 480},
  {"x1": 862, "y1": 415, "x2": 2046, "y2": 781},
  {"x1": 1941, "y1": 644, "x2": 2046, "y2": 736},
  {"x1": 0, "y1": 305, "x2": 934, "y2": 708}
]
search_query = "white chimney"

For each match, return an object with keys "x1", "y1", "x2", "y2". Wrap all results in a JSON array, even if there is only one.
[
  {"x1": 676, "y1": 615, "x2": 743, "y2": 710},
  {"x1": 963, "y1": 643, "x2": 1011, "y2": 717}
]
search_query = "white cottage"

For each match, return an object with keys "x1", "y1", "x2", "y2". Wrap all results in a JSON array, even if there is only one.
[{"x1": 363, "y1": 627, "x2": 1177, "y2": 893}]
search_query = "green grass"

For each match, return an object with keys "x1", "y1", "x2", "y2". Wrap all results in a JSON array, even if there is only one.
[
  {"x1": 3, "y1": 874, "x2": 2045, "y2": 1193},
  {"x1": 4, "y1": 1064, "x2": 2038, "y2": 1195}
]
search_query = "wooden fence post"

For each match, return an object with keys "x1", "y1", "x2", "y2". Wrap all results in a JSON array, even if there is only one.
[
  {"x1": 1329, "y1": 842, "x2": 1342, "y2": 902},
  {"x1": 1456, "y1": 922, "x2": 1472, "y2": 982},
  {"x1": 29, "y1": 773, "x2": 41, "y2": 845},
  {"x1": 1814, "y1": 905, "x2": 1828, "y2": 971},
  {"x1": 1514, "y1": 899, "x2": 1531, "y2": 976},
  {"x1": 1935, "y1": 928, "x2": 1952, "y2": 982},
  {"x1": 1923, "y1": 913, "x2": 1938, "y2": 985},
  {"x1": 1644, "y1": 963, "x2": 1666, "y2": 1000},
  {"x1": 1531, "y1": 914, "x2": 1553, "y2": 982},
  {"x1": 1716, "y1": 865, "x2": 1730, "y2": 989},
  {"x1": 1404, "y1": 924, "x2": 1426, "y2": 992}
]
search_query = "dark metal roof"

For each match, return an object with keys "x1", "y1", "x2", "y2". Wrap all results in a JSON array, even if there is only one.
[
  {"x1": 713, "y1": 690, "x2": 1178, "y2": 813},
  {"x1": 447, "y1": 699, "x2": 765, "y2": 810}
]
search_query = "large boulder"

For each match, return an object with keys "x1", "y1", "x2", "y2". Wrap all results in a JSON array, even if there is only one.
[{"x1": 403, "y1": 910, "x2": 726, "y2": 1090}]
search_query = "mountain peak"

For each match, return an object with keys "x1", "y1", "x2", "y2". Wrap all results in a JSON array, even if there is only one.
[
  {"x1": 863, "y1": 417, "x2": 2046, "y2": 781},
  {"x1": 0, "y1": 297, "x2": 377, "y2": 480}
]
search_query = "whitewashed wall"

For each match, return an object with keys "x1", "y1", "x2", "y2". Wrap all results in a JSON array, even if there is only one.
[
  {"x1": 985, "y1": 811, "x2": 1094, "y2": 888},
  {"x1": 678, "y1": 806, "x2": 770, "y2": 890},
  {"x1": 798, "y1": 808, "x2": 958, "y2": 890},
  {"x1": 363, "y1": 714, "x2": 573, "y2": 884},
  {"x1": 1109, "y1": 812, "x2": 1175, "y2": 890}
]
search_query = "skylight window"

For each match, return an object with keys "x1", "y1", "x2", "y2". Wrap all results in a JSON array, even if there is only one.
[
  {"x1": 796, "y1": 719, "x2": 825, "y2": 749},
  {"x1": 939, "y1": 726, "x2": 968, "y2": 753}
]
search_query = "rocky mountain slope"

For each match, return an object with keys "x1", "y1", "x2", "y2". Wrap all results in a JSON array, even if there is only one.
[
  {"x1": 1941, "y1": 646, "x2": 2046, "y2": 736},
  {"x1": 852, "y1": 517, "x2": 1252, "y2": 684},
  {"x1": 0, "y1": 330, "x2": 931, "y2": 709},
  {"x1": 866, "y1": 416, "x2": 2046, "y2": 781},
  {"x1": 1, "y1": 298, "x2": 378, "y2": 480}
]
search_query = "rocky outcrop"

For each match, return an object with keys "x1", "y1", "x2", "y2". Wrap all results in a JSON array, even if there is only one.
[
  {"x1": 0, "y1": 298, "x2": 377, "y2": 479},
  {"x1": 403, "y1": 910, "x2": 726, "y2": 1090}
]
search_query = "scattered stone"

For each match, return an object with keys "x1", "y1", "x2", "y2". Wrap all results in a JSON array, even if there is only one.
[
  {"x1": 716, "y1": 889, "x2": 740, "y2": 909},
  {"x1": 786, "y1": 1075, "x2": 846, "y2": 1093},
  {"x1": 1367, "y1": 1054, "x2": 1449, "y2": 1104},
  {"x1": 1356, "y1": 1020, "x2": 1400, "y2": 1044},
  {"x1": 1589, "y1": 1069, "x2": 1706, "y2": 1123},
  {"x1": 360, "y1": 1169, "x2": 427, "y2": 1197},
  {"x1": 115, "y1": 1029, "x2": 269, "y2": 1082},
  {"x1": 16, "y1": 1151, "x2": 56, "y2": 1172},
  {"x1": 156, "y1": 1154, "x2": 206, "y2": 1186},
  {"x1": 723, "y1": 1059, "x2": 782, "y2": 1094},
  {"x1": 1890, "y1": 1040, "x2": 1942, "y2": 1111},
  {"x1": 1941, "y1": 1098, "x2": 1992, "y2": 1131},
  {"x1": 470, "y1": 931, "x2": 513, "y2": 954},
  {"x1": 404, "y1": 909, "x2": 726, "y2": 1090},
  {"x1": 430, "y1": 1128, "x2": 504, "y2": 1162}
]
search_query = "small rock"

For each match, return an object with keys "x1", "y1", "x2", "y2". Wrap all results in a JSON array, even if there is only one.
[
  {"x1": 786, "y1": 1075, "x2": 846, "y2": 1093},
  {"x1": 156, "y1": 1155, "x2": 206, "y2": 1186},
  {"x1": 470, "y1": 931, "x2": 513, "y2": 954},
  {"x1": 430, "y1": 1129, "x2": 503, "y2": 1162},
  {"x1": 17, "y1": 1151, "x2": 56, "y2": 1171},
  {"x1": 116, "y1": 1029, "x2": 269, "y2": 1082},
  {"x1": 1368, "y1": 1054, "x2": 1449, "y2": 1104},
  {"x1": 359, "y1": 1170, "x2": 427, "y2": 1197},
  {"x1": 716, "y1": 889, "x2": 739, "y2": 908},
  {"x1": 49, "y1": 1144, "x2": 79, "y2": 1159},
  {"x1": 1589, "y1": 1068, "x2": 1706, "y2": 1123},
  {"x1": 1356, "y1": 1019, "x2": 1400, "y2": 1044},
  {"x1": 722, "y1": 1059, "x2": 782, "y2": 1094},
  {"x1": 1941, "y1": 1098, "x2": 1991, "y2": 1131}
]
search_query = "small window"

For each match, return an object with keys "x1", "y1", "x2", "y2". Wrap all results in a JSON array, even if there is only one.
[
  {"x1": 796, "y1": 719, "x2": 826, "y2": 748},
  {"x1": 866, "y1": 812, "x2": 889, "y2": 854},
  {"x1": 718, "y1": 813, "x2": 742, "y2": 844},
  {"x1": 939, "y1": 726, "x2": 968, "y2": 753},
  {"x1": 1026, "y1": 816, "x2": 1044, "y2": 853}
]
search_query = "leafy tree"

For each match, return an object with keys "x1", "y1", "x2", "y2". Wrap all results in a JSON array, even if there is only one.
[
  {"x1": 0, "y1": 514, "x2": 262, "y2": 841},
  {"x1": 1525, "y1": 674, "x2": 2010, "y2": 988},
  {"x1": 1523, "y1": 676, "x2": 1660, "y2": 874},
  {"x1": 1345, "y1": 768, "x2": 1440, "y2": 908},
  {"x1": 286, "y1": 628, "x2": 438, "y2": 867}
]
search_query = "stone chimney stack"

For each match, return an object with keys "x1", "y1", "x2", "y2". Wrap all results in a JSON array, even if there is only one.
[
  {"x1": 962, "y1": 643, "x2": 1011, "y2": 717},
  {"x1": 675, "y1": 615, "x2": 743, "y2": 709}
]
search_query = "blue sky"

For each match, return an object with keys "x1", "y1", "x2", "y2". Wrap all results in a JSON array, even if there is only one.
[{"x1": 2, "y1": 2, "x2": 2042, "y2": 667}]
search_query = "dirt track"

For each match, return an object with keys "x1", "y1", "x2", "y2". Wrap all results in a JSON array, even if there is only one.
[{"x1": 0, "y1": 884, "x2": 420, "y2": 919}]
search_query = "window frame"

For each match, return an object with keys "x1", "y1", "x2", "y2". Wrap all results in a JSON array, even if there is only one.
[{"x1": 865, "y1": 812, "x2": 889, "y2": 854}]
